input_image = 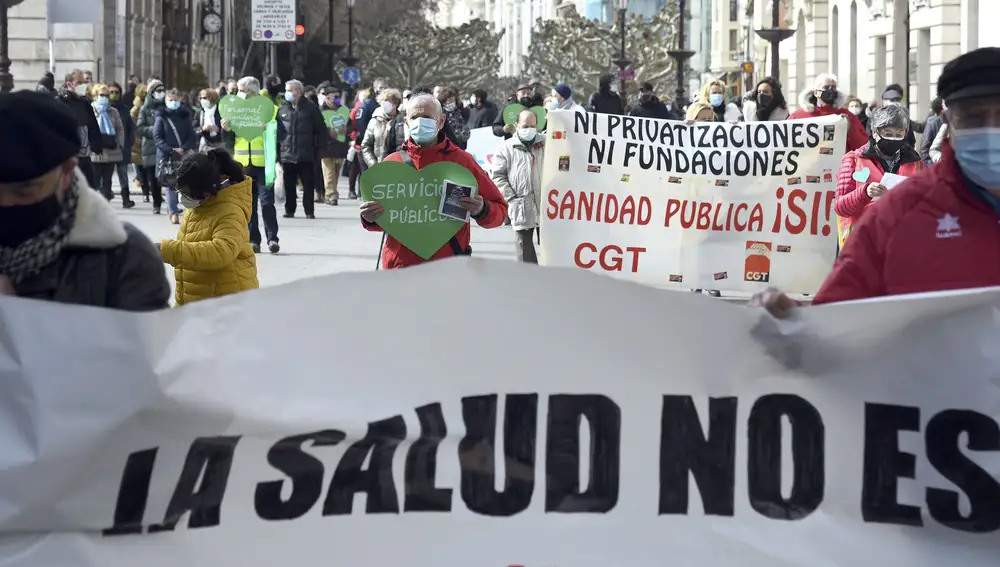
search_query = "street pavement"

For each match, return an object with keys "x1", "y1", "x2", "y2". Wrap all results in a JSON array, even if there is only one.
[{"x1": 111, "y1": 178, "x2": 756, "y2": 303}]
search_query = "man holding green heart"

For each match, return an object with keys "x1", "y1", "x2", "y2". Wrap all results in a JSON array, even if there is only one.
[{"x1": 361, "y1": 93, "x2": 509, "y2": 269}]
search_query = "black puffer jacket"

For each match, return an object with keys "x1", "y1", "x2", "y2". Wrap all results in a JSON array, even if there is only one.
[
  {"x1": 277, "y1": 96, "x2": 328, "y2": 163},
  {"x1": 467, "y1": 101, "x2": 498, "y2": 129},
  {"x1": 56, "y1": 88, "x2": 102, "y2": 156},
  {"x1": 629, "y1": 96, "x2": 672, "y2": 120},
  {"x1": 13, "y1": 172, "x2": 170, "y2": 310},
  {"x1": 587, "y1": 89, "x2": 623, "y2": 115},
  {"x1": 135, "y1": 88, "x2": 165, "y2": 167}
]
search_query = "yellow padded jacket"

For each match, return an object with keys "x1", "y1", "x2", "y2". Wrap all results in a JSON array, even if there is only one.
[{"x1": 161, "y1": 177, "x2": 259, "y2": 305}]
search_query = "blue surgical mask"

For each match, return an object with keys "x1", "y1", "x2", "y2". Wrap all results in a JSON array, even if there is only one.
[
  {"x1": 94, "y1": 96, "x2": 109, "y2": 109},
  {"x1": 284, "y1": 91, "x2": 295, "y2": 102},
  {"x1": 952, "y1": 127, "x2": 1000, "y2": 188},
  {"x1": 408, "y1": 117, "x2": 439, "y2": 145},
  {"x1": 166, "y1": 100, "x2": 181, "y2": 111},
  {"x1": 709, "y1": 93, "x2": 724, "y2": 107}
]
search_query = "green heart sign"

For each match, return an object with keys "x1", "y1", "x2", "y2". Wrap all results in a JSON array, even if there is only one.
[
  {"x1": 360, "y1": 161, "x2": 478, "y2": 260},
  {"x1": 219, "y1": 95, "x2": 276, "y2": 141},
  {"x1": 503, "y1": 103, "x2": 547, "y2": 130},
  {"x1": 323, "y1": 108, "x2": 350, "y2": 142}
]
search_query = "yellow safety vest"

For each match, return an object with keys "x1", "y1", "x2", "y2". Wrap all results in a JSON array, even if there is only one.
[{"x1": 234, "y1": 135, "x2": 266, "y2": 167}]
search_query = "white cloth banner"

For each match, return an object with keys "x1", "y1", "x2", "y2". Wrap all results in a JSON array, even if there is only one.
[
  {"x1": 466, "y1": 126, "x2": 503, "y2": 169},
  {"x1": 540, "y1": 110, "x2": 846, "y2": 294},
  {"x1": 1, "y1": 259, "x2": 999, "y2": 566}
]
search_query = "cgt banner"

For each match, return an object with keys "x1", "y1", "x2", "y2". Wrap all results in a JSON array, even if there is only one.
[
  {"x1": 540, "y1": 110, "x2": 847, "y2": 294},
  {"x1": 0, "y1": 259, "x2": 999, "y2": 566}
]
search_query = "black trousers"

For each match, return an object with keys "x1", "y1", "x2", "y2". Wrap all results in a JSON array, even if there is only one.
[
  {"x1": 136, "y1": 165, "x2": 163, "y2": 208},
  {"x1": 282, "y1": 161, "x2": 316, "y2": 216},
  {"x1": 78, "y1": 157, "x2": 97, "y2": 189}
]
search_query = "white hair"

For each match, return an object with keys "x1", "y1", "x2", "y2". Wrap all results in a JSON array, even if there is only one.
[
  {"x1": 406, "y1": 93, "x2": 442, "y2": 119},
  {"x1": 285, "y1": 79, "x2": 304, "y2": 93},
  {"x1": 373, "y1": 78, "x2": 388, "y2": 92},
  {"x1": 813, "y1": 73, "x2": 839, "y2": 90},
  {"x1": 237, "y1": 76, "x2": 260, "y2": 95}
]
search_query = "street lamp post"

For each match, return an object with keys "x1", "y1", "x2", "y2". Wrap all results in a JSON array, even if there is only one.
[
  {"x1": 754, "y1": 0, "x2": 795, "y2": 80},
  {"x1": 321, "y1": 0, "x2": 343, "y2": 76},
  {"x1": 612, "y1": 0, "x2": 630, "y2": 110},
  {"x1": 667, "y1": 0, "x2": 695, "y2": 109},
  {"x1": 340, "y1": 0, "x2": 358, "y2": 69}
]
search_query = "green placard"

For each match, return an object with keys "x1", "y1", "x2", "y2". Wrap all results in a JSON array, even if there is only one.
[
  {"x1": 264, "y1": 121, "x2": 277, "y2": 187},
  {"x1": 360, "y1": 161, "x2": 478, "y2": 260},
  {"x1": 323, "y1": 107, "x2": 350, "y2": 142},
  {"x1": 219, "y1": 95, "x2": 276, "y2": 142},
  {"x1": 503, "y1": 103, "x2": 547, "y2": 130}
]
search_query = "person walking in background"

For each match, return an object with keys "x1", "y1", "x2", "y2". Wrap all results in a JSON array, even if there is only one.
[
  {"x1": 362, "y1": 88, "x2": 402, "y2": 167},
  {"x1": 223, "y1": 76, "x2": 280, "y2": 254},
  {"x1": 629, "y1": 82, "x2": 672, "y2": 120},
  {"x1": 880, "y1": 84, "x2": 917, "y2": 148},
  {"x1": 548, "y1": 83, "x2": 585, "y2": 114},
  {"x1": 108, "y1": 82, "x2": 135, "y2": 206},
  {"x1": 493, "y1": 83, "x2": 536, "y2": 139},
  {"x1": 490, "y1": 109, "x2": 544, "y2": 263},
  {"x1": 196, "y1": 88, "x2": 226, "y2": 151},
  {"x1": 437, "y1": 86, "x2": 470, "y2": 149},
  {"x1": 0, "y1": 91, "x2": 170, "y2": 310},
  {"x1": 700, "y1": 80, "x2": 743, "y2": 122},
  {"x1": 135, "y1": 80, "x2": 166, "y2": 213},
  {"x1": 276, "y1": 79, "x2": 327, "y2": 219},
  {"x1": 790, "y1": 73, "x2": 868, "y2": 152},
  {"x1": 154, "y1": 89, "x2": 197, "y2": 225},
  {"x1": 89, "y1": 83, "x2": 131, "y2": 208},
  {"x1": 846, "y1": 97, "x2": 869, "y2": 131},
  {"x1": 159, "y1": 148, "x2": 258, "y2": 306},
  {"x1": 318, "y1": 85, "x2": 350, "y2": 206},
  {"x1": 920, "y1": 97, "x2": 946, "y2": 167},
  {"x1": 346, "y1": 89, "x2": 367, "y2": 199},
  {"x1": 741, "y1": 77, "x2": 789, "y2": 122},
  {"x1": 588, "y1": 73, "x2": 623, "y2": 115},
  {"x1": 130, "y1": 82, "x2": 149, "y2": 202},
  {"x1": 466, "y1": 89, "x2": 498, "y2": 129},
  {"x1": 56, "y1": 72, "x2": 103, "y2": 189},
  {"x1": 834, "y1": 104, "x2": 922, "y2": 248}
]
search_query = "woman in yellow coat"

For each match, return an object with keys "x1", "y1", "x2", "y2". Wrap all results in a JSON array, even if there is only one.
[{"x1": 159, "y1": 148, "x2": 259, "y2": 305}]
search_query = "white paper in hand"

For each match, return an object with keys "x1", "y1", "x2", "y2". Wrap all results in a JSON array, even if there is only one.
[{"x1": 880, "y1": 172, "x2": 908, "y2": 189}]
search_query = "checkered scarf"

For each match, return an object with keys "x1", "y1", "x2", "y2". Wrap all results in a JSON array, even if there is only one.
[{"x1": 0, "y1": 178, "x2": 80, "y2": 283}]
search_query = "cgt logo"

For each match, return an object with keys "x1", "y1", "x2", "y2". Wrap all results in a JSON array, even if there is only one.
[{"x1": 744, "y1": 240, "x2": 772, "y2": 282}]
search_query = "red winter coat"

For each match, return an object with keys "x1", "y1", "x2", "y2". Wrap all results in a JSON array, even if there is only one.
[
  {"x1": 362, "y1": 134, "x2": 509, "y2": 269},
  {"x1": 789, "y1": 105, "x2": 868, "y2": 154},
  {"x1": 834, "y1": 141, "x2": 923, "y2": 246},
  {"x1": 814, "y1": 139, "x2": 1000, "y2": 305}
]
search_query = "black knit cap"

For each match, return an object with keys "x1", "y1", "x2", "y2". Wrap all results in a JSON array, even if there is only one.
[
  {"x1": 937, "y1": 47, "x2": 1000, "y2": 102},
  {"x1": 0, "y1": 91, "x2": 80, "y2": 184}
]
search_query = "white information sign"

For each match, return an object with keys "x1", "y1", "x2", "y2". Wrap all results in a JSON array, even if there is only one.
[{"x1": 250, "y1": 0, "x2": 296, "y2": 42}]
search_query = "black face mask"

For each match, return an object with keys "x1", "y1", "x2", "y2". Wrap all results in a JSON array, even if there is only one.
[
  {"x1": 819, "y1": 89, "x2": 838, "y2": 105},
  {"x1": 639, "y1": 92, "x2": 652, "y2": 103},
  {"x1": 757, "y1": 93, "x2": 773, "y2": 108},
  {"x1": 876, "y1": 137, "x2": 906, "y2": 155},
  {"x1": 267, "y1": 84, "x2": 281, "y2": 97},
  {"x1": 518, "y1": 96, "x2": 532, "y2": 107},
  {"x1": 0, "y1": 193, "x2": 63, "y2": 248}
]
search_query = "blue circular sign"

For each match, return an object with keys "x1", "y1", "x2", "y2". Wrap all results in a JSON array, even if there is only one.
[
  {"x1": 264, "y1": 30, "x2": 273, "y2": 38},
  {"x1": 342, "y1": 66, "x2": 360, "y2": 85}
]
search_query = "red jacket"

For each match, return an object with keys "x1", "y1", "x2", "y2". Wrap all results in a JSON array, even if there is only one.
[
  {"x1": 789, "y1": 105, "x2": 868, "y2": 154},
  {"x1": 814, "y1": 140, "x2": 1000, "y2": 305},
  {"x1": 834, "y1": 141, "x2": 923, "y2": 246},
  {"x1": 362, "y1": 135, "x2": 509, "y2": 269}
]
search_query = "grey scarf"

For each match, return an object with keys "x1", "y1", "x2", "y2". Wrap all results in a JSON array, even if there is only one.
[{"x1": 0, "y1": 178, "x2": 80, "y2": 283}]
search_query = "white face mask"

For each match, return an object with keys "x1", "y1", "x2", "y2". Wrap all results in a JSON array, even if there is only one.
[
  {"x1": 236, "y1": 91, "x2": 248, "y2": 99},
  {"x1": 153, "y1": 91, "x2": 166, "y2": 101},
  {"x1": 849, "y1": 106, "x2": 863, "y2": 115},
  {"x1": 517, "y1": 127, "x2": 537, "y2": 141},
  {"x1": 444, "y1": 101, "x2": 457, "y2": 112},
  {"x1": 200, "y1": 99, "x2": 212, "y2": 110},
  {"x1": 179, "y1": 193, "x2": 203, "y2": 209},
  {"x1": 381, "y1": 101, "x2": 395, "y2": 114},
  {"x1": 470, "y1": 96, "x2": 478, "y2": 105}
]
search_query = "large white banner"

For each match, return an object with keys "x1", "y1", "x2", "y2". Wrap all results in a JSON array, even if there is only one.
[
  {"x1": 1, "y1": 259, "x2": 999, "y2": 566},
  {"x1": 540, "y1": 110, "x2": 846, "y2": 294}
]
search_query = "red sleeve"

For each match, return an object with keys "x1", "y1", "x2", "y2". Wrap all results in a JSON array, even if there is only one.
[
  {"x1": 844, "y1": 112, "x2": 869, "y2": 153},
  {"x1": 833, "y1": 151, "x2": 873, "y2": 218},
  {"x1": 788, "y1": 109, "x2": 808, "y2": 120},
  {"x1": 463, "y1": 153, "x2": 508, "y2": 229},
  {"x1": 812, "y1": 210, "x2": 886, "y2": 304}
]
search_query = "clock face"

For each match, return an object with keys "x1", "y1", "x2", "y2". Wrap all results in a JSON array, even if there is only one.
[{"x1": 203, "y1": 13, "x2": 222, "y2": 33}]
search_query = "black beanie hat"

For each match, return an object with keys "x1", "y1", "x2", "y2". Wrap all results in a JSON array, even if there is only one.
[
  {"x1": 0, "y1": 91, "x2": 80, "y2": 184},
  {"x1": 937, "y1": 47, "x2": 1000, "y2": 102}
]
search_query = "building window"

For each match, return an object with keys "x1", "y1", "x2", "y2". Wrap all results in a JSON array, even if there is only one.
[
  {"x1": 729, "y1": 29, "x2": 738, "y2": 51},
  {"x1": 729, "y1": 0, "x2": 738, "y2": 21}
]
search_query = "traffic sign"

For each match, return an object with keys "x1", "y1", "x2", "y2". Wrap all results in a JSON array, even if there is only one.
[
  {"x1": 342, "y1": 66, "x2": 360, "y2": 85},
  {"x1": 251, "y1": 0, "x2": 296, "y2": 42},
  {"x1": 616, "y1": 69, "x2": 635, "y2": 81},
  {"x1": 742, "y1": 61, "x2": 755, "y2": 73}
]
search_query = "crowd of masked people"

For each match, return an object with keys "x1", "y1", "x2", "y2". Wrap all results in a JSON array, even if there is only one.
[{"x1": 4, "y1": 47, "x2": 997, "y2": 319}]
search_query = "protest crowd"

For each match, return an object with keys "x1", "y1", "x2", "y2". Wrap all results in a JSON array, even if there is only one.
[{"x1": 0, "y1": 46, "x2": 996, "y2": 310}]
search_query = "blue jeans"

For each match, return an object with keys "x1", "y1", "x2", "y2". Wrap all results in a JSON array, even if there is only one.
[
  {"x1": 246, "y1": 165, "x2": 279, "y2": 244},
  {"x1": 166, "y1": 186, "x2": 181, "y2": 215}
]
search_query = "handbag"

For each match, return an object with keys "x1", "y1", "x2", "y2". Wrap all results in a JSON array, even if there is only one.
[
  {"x1": 101, "y1": 133, "x2": 118, "y2": 150},
  {"x1": 157, "y1": 118, "x2": 184, "y2": 187}
]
